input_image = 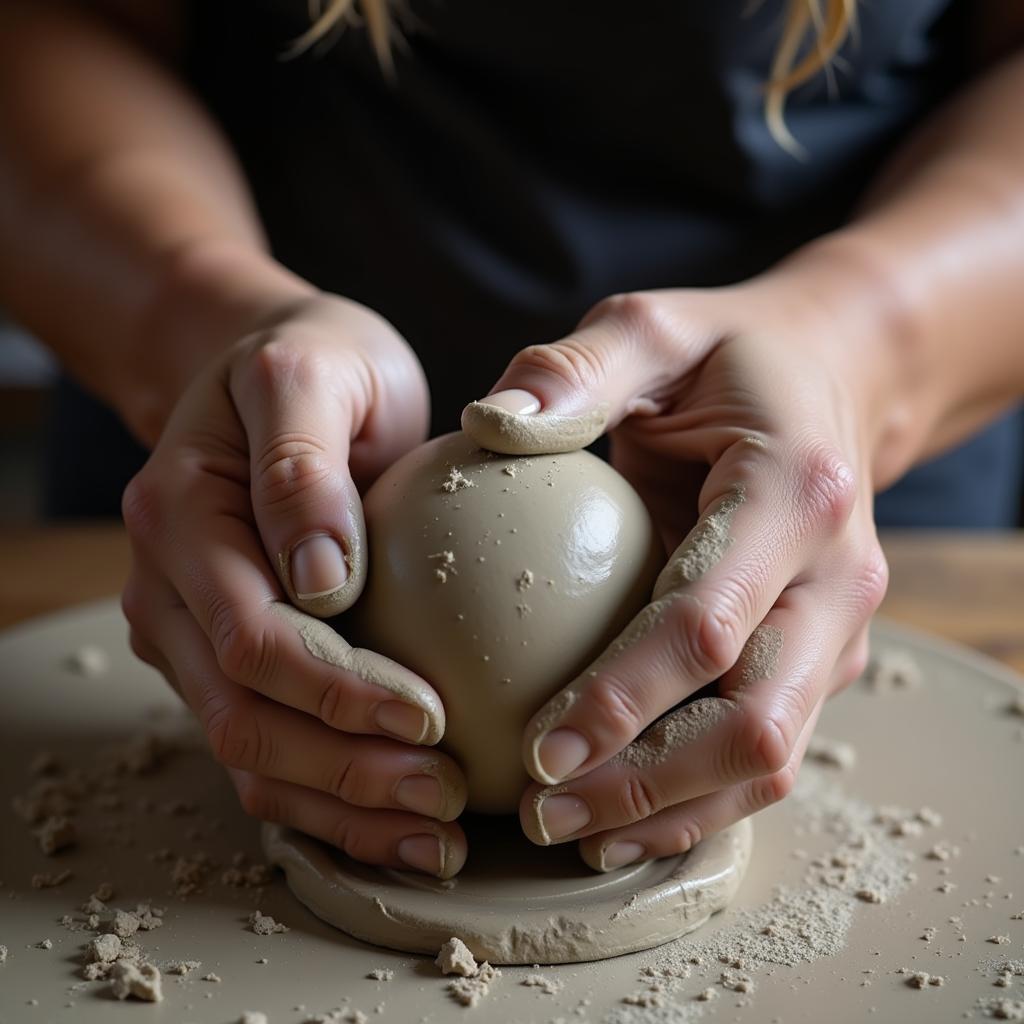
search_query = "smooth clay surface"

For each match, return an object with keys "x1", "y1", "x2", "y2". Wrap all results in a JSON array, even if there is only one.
[
  {"x1": 2, "y1": 603, "x2": 1024, "y2": 1022},
  {"x1": 343, "y1": 431, "x2": 663, "y2": 813}
]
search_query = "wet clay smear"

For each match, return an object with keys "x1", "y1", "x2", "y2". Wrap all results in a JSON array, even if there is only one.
[
  {"x1": 653, "y1": 487, "x2": 745, "y2": 596},
  {"x1": 613, "y1": 699, "x2": 736, "y2": 771},
  {"x1": 737, "y1": 624, "x2": 783, "y2": 686}
]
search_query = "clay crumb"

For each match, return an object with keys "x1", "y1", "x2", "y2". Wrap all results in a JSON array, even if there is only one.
[
  {"x1": 441, "y1": 468, "x2": 475, "y2": 494},
  {"x1": 429, "y1": 550, "x2": 457, "y2": 583},
  {"x1": 203, "y1": 972, "x2": 222, "y2": 982},
  {"x1": 522, "y1": 973, "x2": 562, "y2": 995},
  {"x1": 87, "y1": 934, "x2": 122, "y2": 964},
  {"x1": 926, "y1": 840, "x2": 960, "y2": 861},
  {"x1": 109, "y1": 961, "x2": 163, "y2": 1002},
  {"x1": 35, "y1": 938, "x2": 53, "y2": 950},
  {"x1": 446, "y1": 961, "x2": 500, "y2": 1007},
  {"x1": 989, "y1": 935, "x2": 1012, "y2": 945},
  {"x1": 855, "y1": 888, "x2": 884, "y2": 904},
  {"x1": 112, "y1": 910, "x2": 140, "y2": 938},
  {"x1": 31, "y1": 869, "x2": 73, "y2": 889},
  {"x1": 979, "y1": 997, "x2": 1024, "y2": 1020},
  {"x1": 240, "y1": 1013, "x2": 268, "y2": 1024},
  {"x1": 622, "y1": 991, "x2": 666, "y2": 1008},
  {"x1": 65, "y1": 644, "x2": 110, "y2": 678},
  {"x1": 248, "y1": 911, "x2": 289, "y2": 936},
  {"x1": 696, "y1": 987, "x2": 718, "y2": 1001},
  {"x1": 368, "y1": 968, "x2": 394, "y2": 982},
  {"x1": 907, "y1": 971, "x2": 944, "y2": 989},
  {"x1": 502, "y1": 465, "x2": 517, "y2": 478},
  {"x1": 806, "y1": 737, "x2": 856, "y2": 771},
  {"x1": 435, "y1": 937, "x2": 477, "y2": 977},
  {"x1": 864, "y1": 649, "x2": 921, "y2": 692},
  {"x1": 166, "y1": 959, "x2": 201, "y2": 975},
  {"x1": 516, "y1": 569, "x2": 535, "y2": 591}
]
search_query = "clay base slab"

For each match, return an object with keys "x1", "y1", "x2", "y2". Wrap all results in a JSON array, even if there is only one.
[
  {"x1": 1, "y1": 600, "x2": 1023, "y2": 1024},
  {"x1": 263, "y1": 814, "x2": 752, "y2": 964}
]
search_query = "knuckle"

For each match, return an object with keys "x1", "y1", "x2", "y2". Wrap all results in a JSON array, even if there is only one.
[
  {"x1": 126, "y1": 627, "x2": 153, "y2": 666},
  {"x1": 511, "y1": 339, "x2": 610, "y2": 394},
  {"x1": 730, "y1": 710, "x2": 795, "y2": 780},
  {"x1": 673, "y1": 816, "x2": 703, "y2": 854},
  {"x1": 617, "y1": 772, "x2": 661, "y2": 823},
  {"x1": 247, "y1": 337, "x2": 312, "y2": 393},
  {"x1": 121, "y1": 471, "x2": 162, "y2": 545},
  {"x1": 325, "y1": 757, "x2": 368, "y2": 805},
  {"x1": 255, "y1": 433, "x2": 334, "y2": 511},
  {"x1": 317, "y1": 677, "x2": 349, "y2": 729},
  {"x1": 750, "y1": 760, "x2": 798, "y2": 809},
  {"x1": 202, "y1": 694, "x2": 271, "y2": 771},
  {"x1": 120, "y1": 577, "x2": 146, "y2": 633},
  {"x1": 234, "y1": 776, "x2": 281, "y2": 822},
  {"x1": 855, "y1": 544, "x2": 890, "y2": 616},
  {"x1": 793, "y1": 443, "x2": 856, "y2": 534},
  {"x1": 214, "y1": 610, "x2": 276, "y2": 689},
  {"x1": 588, "y1": 292, "x2": 661, "y2": 336},
  {"x1": 839, "y1": 650, "x2": 868, "y2": 692},
  {"x1": 329, "y1": 816, "x2": 374, "y2": 863},
  {"x1": 586, "y1": 677, "x2": 648, "y2": 747},
  {"x1": 670, "y1": 599, "x2": 743, "y2": 681}
]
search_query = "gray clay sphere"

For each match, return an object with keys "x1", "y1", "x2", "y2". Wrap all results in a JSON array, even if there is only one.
[{"x1": 344, "y1": 431, "x2": 662, "y2": 813}]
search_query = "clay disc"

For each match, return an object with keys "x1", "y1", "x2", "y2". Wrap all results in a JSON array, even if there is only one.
[{"x1": 262, "y1": 814, "x2": 752, "y2": 964}]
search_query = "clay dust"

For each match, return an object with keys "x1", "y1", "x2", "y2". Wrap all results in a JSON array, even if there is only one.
[{"x1": 603, "y1": 762, "x2": 929, "y2": 1023}]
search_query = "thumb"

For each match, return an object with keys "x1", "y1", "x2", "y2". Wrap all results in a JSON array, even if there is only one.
[
  {"x1": 461, "y1": 293, "x2": 699, "y2": 455},
  {"x1": 230, "y1": 324, "x2": 426, "y2": 619}
]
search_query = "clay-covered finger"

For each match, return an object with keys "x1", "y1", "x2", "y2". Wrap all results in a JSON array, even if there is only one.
[
  {"x1": 576, "y1": 701, "x2": 823, "y2": 871},
  {"x1": 519, "y1": 594, "x2": 848, "y2": 845},
  {"x1": 228, "y1": 769, "x2": 467, "y2": 879},
  {"x1": 519, "y1": 432, "x2": 871, "y2": 787},
  {"x1": 123, "y1": 452, "x2": 445, "y2": 744},
  {"x1": 150, "y1": 603, "x2": 466, "y2": 819},
  {"x1": 519, "y1": 475, "x2": 792, "y2": 785}
]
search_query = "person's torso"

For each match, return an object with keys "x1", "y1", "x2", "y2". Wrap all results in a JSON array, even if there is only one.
[{"x1": 185, "y1": 0, "x2": 966, "y2": 431}]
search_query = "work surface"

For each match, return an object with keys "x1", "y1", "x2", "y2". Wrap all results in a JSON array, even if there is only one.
[{"x1": 0, "y1": 528, "x2": 1022, "y2": 1024}]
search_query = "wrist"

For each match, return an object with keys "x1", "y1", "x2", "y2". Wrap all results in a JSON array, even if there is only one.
[
  {"x1": 744, "y1": 233, "x2": 936, "y2": 490},
  {"x1": 119, "y1": 239, "x2": 316, "y2": 445}
]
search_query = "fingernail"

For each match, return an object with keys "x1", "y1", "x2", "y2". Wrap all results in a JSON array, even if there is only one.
[
  {"x1": 374, "y1": 701, "x2": 430, "y2": 744},
  {"x1": 538, "y1": 793, "x2": 592, "y2": 841},
  {"x1": 537, "y1": 728, "x2": 591, "y2": 781},
  {"x1": 290, "y1": 534, "x2": 348, "y2": 599},
  {"x1": 397, "y1": 833, "x2": 444, "y2": 875},
  {"x1": 478, "y1": 389, "x2": 541, "y2": 415},
  {"x1": 394, "y1": 775, "x2": 444, "y2": 817},
  {"x1": 601, "y1": 840, "x2": 646, "y2": 871}
]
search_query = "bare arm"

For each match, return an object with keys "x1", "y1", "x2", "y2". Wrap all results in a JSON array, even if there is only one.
[
  {"x1": 0, "y1": 0, "x2": 310, "y2": 444},
  {"x1": 767, "y1": 6, "x2": 1024, "y2": 488}
]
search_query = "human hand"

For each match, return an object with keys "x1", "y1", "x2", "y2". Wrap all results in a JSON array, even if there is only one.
[
  {"x1": 462, "y1": 272, "x2": 891, "y2": 870},
  {"x1": 122, "y1": 291, "x2": 468, "y2": 878}
]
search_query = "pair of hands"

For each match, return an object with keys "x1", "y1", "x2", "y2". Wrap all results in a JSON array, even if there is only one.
[{"x1": 122, "y1": 273, "x2": 888, "y2": 880}]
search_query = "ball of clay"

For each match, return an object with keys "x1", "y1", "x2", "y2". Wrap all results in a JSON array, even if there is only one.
[{"x1": 344, "y1": 432, "x2": 662, "y2": 813}]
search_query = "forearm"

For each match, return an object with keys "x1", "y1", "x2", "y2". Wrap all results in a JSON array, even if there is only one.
[
  {"x1": 0, "y1": 2, "x2": 312, "y2": 444},
  {"x1": 768, "y1": 50, "x2": 1024, "y2": 489}
]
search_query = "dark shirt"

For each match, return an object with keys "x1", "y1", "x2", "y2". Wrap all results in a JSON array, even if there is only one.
[{"x1": 46, "y1": 0, "x2": 1023, "y2": 524}]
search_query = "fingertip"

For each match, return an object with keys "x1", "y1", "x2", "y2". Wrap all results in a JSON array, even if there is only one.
[
  {"x1": 280, "y1": 496, "x2": 367, "y2": 619},
  {"x1": 461, "y1": 399, "x2": 608, "y2": 456}
]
